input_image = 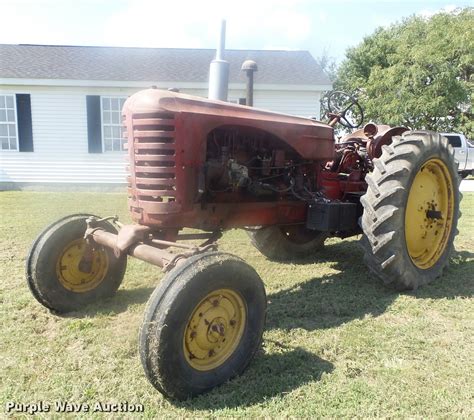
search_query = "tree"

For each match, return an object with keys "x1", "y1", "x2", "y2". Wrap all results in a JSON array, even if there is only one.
[
  {"x1": 315, "y1": 49, "x2": 338, "y2": 82},
  {"x1": 335, "y1": 7, "x2": 474, "y2": 139},
  {"x1": 314, "y1": 50, "x2": 338, "y2": 121}
]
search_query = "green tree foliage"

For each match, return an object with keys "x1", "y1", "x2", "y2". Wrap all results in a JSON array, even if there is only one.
[{"x1": 335, "y1": 8, "x2": 474, "y2": 138}]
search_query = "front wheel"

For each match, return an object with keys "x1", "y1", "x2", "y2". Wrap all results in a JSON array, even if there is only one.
[
  {"x1": 361, "y1": 131, "x2": 461, "y2": 290},
  {"x1": 27, "y1": 214, "x2": 127, "y2": 312},
  {"x1": 139, "y1": 252, "x2": 266, "y2": 400}
]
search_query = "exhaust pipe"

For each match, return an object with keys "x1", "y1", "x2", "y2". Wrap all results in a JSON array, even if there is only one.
[
  {"x1": 208, "y1": 20, "x2": 229, "y2": 101},
  {"x1": 241, "y1": 60, "x2": 258, "y2": 107}
]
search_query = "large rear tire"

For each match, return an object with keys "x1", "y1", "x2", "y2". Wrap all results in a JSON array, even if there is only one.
[
  {"x1": 27, "y1": 214, "x2": 127, "y2": 312},
  {"x1": 247, "y1": 225, "x2": 327, "y2": 261},
  {"x1": 139, "y1": 252, "x2": 266, "y2": 400},
  {"x1": 361, "y1": 131, "x2": 461, "y2": 290}
]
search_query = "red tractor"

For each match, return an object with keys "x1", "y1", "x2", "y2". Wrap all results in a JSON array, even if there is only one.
[{"x1": 27, "y1": 89, "x2": 461, "y2": 400}]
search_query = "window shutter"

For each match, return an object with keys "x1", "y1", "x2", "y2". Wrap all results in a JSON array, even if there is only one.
[
  {"x1": 86, "y1": 95, "x2": 102, "y2": 153},
  {"x1": 16, "y1": 94, "x2": 33, "y2": 152}
]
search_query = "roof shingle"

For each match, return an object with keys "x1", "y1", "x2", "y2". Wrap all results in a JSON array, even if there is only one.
[{"x1": 0, "y1": 44, "x2": 331, "y2": 85}]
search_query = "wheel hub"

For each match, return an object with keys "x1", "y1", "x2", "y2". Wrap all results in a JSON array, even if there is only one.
[
  {"x1": 184, "y1": 289, "x2": 246, "y2": 371},
  {"x1": 405, "y1": 158, "x2": 454, "y2": 269},
  {"x1": 56, "y1": 238, "x2": 109, "y2": 293}
]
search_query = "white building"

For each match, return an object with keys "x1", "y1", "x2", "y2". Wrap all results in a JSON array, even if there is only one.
[{"x1": 0, "y1": 44, "x2": 331, "y2": 188}]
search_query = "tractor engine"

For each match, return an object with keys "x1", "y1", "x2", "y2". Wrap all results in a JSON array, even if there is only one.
[
  {"x1": 122, "y1": 88, "x2": 336, "y2": 231},
  {"x1": 204, "y1": 126, "x2": 317, "y2": 202},
  {"x1": 122, "y1": 89, "x2": 406, "y2": 236}
]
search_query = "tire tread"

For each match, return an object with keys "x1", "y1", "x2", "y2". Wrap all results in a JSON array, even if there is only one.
[{"x1": 360, "y1": 131, "x2": 461, "y2": 290}]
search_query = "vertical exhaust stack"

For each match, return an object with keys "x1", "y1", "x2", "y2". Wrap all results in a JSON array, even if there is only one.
[
  {"x1": 208, "y1": 20, "x2": 229, "y2": 101},
  {"x1": 241, "y1": 60, "x2": 258, "y2": 107}
]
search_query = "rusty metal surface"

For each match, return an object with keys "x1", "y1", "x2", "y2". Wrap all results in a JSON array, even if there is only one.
[
  {"x1": 123, "y1": 89, "x2": 334, "y2": 229},
  {"x1": 115, "y1": 224, "x2": 151, "y2": 255},
  {"x1": 85, "y1": 225, "x2": 217, "y2": 271},
  {"x1": 176, "y1": 232, "x2": 220, "y2": 241},
  {"x1": 368, "y1": 126, "x2": 408, "y2": 158},
  {"x1": 339, "y1": 124, "x2": 408, "y2": 159}
]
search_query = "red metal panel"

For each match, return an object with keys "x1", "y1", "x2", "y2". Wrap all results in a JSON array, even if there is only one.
[
  {"x1": 133, "y1": 130, "x2": 176, "y2": 138},
  {"x1": 123, "y1": 89, "x2": 335, "y2": 229}
]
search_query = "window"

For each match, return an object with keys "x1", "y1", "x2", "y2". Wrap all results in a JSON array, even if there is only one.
[
  {"x1": 445, "y1": 135, "x2": 462, "y2": 148},
  {"x1": 101, "y1": 96, "x2": 126, "y2": 152},
  {"x1": 0, "y1": 94, "x2": 18, "y2": 150}
]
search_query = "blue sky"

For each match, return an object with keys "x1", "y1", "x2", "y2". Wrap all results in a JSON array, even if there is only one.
[{"x1": 1, "y1": 0, "x2": 472, "y2": 62}]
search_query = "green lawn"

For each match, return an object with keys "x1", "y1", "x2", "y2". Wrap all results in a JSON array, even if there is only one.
[{"x1": 1, "y1": 191, "x2": 473, "y2": 418}]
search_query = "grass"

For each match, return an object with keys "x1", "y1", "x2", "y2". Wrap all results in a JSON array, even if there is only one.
[{"x1": 0, "y1": 191, "x2": 473, "y2": 418}]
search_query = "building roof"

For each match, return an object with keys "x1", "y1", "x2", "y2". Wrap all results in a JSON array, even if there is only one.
[{"x1": 0, "y1": 44, "x2": 331, "y2": 86}]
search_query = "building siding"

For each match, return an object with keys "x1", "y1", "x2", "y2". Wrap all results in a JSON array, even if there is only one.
[{"x1": 0, "y1": 85, "x2": 324, "y2": 185}]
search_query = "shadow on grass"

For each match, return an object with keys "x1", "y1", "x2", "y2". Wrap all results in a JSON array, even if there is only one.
[
  {"x1": 176, "y1": 346, "x2": 333, "y2": 410},
  {"x1": 266, "y1": 242, "x2": 474, "y2": 331},
  {"x1": 267, "y1": 241, "x2": 394, "y2": 331},
  {"x1": 60, "y1": 286, "x2": 155, "y2": 318},
  {"x1": 412, "y1": 249, "x2": 474, "y2": 300}
]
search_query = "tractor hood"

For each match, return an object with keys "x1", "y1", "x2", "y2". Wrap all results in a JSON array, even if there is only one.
[
  {"x1": 123, "y1": 89, "x2": 335, "y2": 163},
  {"x1": 123, "y1": 88, "x2": 332, "y2": 131}
]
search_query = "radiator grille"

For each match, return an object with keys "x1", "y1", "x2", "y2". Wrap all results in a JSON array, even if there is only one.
[{"x1": 127, "y1": 112, "x2": 180, "y2": 214}]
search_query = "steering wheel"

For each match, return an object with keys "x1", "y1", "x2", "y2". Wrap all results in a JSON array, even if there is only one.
[{"x1": 327, "y1": 91, "x2": 364, "y2": 128}]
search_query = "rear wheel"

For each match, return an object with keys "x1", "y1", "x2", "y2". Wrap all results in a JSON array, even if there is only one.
[
  {"x1": 27, "y1": 214, "x2": 127, "y2": 312},
  {"x1": 247, "y1": 225, "x2": 327, "y2": 261},
  {"x1": 361, "y1": 131, "x2": 461, "y2": 290},
  {"x1": 139, "y1": 252, "x2": 266, "y2": 400}
]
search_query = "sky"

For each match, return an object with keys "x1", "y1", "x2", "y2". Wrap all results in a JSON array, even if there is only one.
[{"x1": 0, "y1": 0, "x2": 472, "y2": 63}]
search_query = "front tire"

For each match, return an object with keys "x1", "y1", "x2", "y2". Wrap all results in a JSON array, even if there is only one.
[
  {"x1": 27, "y1": 214, "x2": 127, "y2": 312},
  {"x1": 361, "y1": 131, "x2": 461, "y2": 290},
  {"x1": 247, "y1": 225, "x2": 327, "y2": 261},
  {"x1": 139, "y1": 252, "x2": 266, "y2": 400}
]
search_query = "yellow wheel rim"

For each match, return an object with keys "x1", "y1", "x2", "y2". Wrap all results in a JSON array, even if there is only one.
[
  {"x1": 405, "y1": 158, "x2": 454, "y2": 269},
  {"x1": 183, "y1": 288, "x2": 246, "y2": 371},
  {"x1": 56, "y1": 239, "x2": 109, "y2": 293}
]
